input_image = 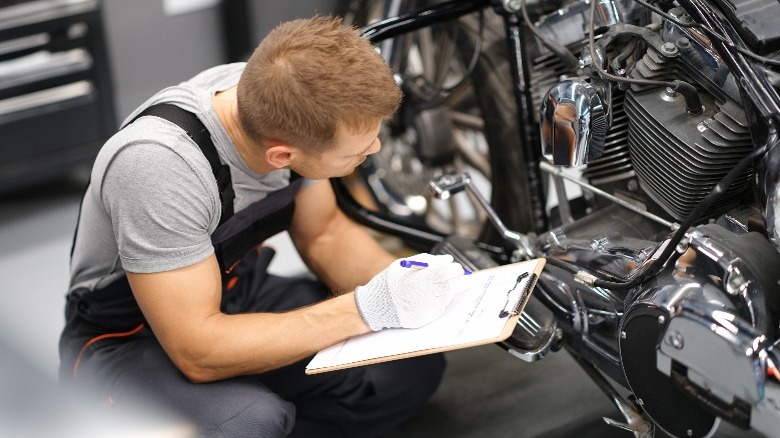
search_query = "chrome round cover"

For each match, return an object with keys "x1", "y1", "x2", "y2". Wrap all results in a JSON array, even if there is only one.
[{"x1": 540, "y1": 78, "x2": 607, "y2": 166}]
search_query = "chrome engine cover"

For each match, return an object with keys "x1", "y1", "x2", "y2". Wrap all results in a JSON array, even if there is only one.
[
  {"x1": 619, "y1": 224, "x2": 780, "y2": 437},
  {"x1": 759, "y1": 136, "x2": 780, "y2": 254},
  {"x1": 540, "y1": 78, "x2": 608, "y2": 166}
]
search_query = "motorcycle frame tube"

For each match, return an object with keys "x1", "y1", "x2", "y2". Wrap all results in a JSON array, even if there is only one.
[
  {"x1": 329, "y1": 178, "x2": 508, "y2": 257},
  {"x1": 359, "y1": 0, "x2": 490, "y2": 44},
  {"x1": 498, "y1": 11, "x2": 549, "y2": 234},
  {"x1": 329, "y1": 178, "x2": 445, "y2": 248}
]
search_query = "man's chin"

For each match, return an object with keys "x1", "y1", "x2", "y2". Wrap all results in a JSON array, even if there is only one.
[{"x1": 289, "y1": 163, "x2": 360, "y2": 180}]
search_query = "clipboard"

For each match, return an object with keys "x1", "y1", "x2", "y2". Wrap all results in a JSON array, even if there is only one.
[{"x1": 305, "y1": 258, "x2": 546, "y2": 374}]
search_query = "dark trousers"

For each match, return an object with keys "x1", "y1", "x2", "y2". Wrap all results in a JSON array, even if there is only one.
[{"x1": 59, "y1": 249, "x2": 446, "y2": 437}]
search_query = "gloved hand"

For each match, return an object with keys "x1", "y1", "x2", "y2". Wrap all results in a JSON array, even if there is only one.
[{"x1": 355, "y1": 253, "x2": 466, "y2": 331}]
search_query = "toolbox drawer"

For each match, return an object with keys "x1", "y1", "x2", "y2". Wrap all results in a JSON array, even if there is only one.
[
  {"x1": 0, "y1": 81, "x2": 100, "y2": 162},
  {"x1": 0, "y1": 0, "x2": 114, "y2": 191}
]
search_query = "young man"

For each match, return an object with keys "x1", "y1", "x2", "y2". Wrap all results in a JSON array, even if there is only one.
[{"x1": 59, "y1": 16, "x2": 466, "y2": 437}]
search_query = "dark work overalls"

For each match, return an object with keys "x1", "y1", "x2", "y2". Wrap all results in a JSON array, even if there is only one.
[{"x1": 58, "y1": 104, "x2": 445, "y2": 438}]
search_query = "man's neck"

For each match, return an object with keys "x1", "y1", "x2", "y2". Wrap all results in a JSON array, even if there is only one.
[{"x1": 211, "y1": 86, "x2": 276, "y2": 174}]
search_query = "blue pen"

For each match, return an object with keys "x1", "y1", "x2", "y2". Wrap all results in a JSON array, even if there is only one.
[{"x1": 399, "y1": 259, "x2": 472, "y2": 275}]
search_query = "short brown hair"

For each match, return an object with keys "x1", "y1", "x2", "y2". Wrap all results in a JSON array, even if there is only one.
[{"x1": 237, "y1": 16, "x2": 402, "y2": 151}]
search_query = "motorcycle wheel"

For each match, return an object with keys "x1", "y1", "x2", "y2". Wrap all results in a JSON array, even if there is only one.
[{"x1": 340, "y1": 1, "x2": 535, "y2": 248}]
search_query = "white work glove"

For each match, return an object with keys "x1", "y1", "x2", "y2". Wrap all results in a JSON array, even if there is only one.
[{"x1": 354, "y1": 253, "x2": 466, "y2": 331}]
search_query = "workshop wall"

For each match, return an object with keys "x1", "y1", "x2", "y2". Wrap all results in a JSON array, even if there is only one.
[{"x1": 101, "y1": 0, "x2": 338, "y2": 120}]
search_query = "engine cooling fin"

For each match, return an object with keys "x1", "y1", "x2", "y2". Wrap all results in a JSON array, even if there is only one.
[
  {"x1": 582, "y1": 91, "x2": 634, "y2": 185},
  {"x1": 624, "y1": 90, "x2": 753, "y2": 221}
]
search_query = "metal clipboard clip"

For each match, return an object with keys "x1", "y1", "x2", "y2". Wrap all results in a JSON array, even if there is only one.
[{"x1": 498, "y1": 272, "x2": 537, "y2": 318}]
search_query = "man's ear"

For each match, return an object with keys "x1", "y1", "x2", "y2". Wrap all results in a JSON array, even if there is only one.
[{"x1": 265, "y1": 140, "x2": 295, "y2": 169}]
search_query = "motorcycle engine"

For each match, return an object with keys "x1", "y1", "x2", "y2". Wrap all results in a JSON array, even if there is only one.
[
  {"x1": 531, "y1": 3, "x2": 754, "y2": 224},
  {"x1": 619, "y1": 15, "x2": 753, "y2": 222},
  {"x1": 618, "y1": 224, "x2": 780, "y2": 437},
  {"x1": 530, "y1": 1, "x2": 780, "y2": 437}
]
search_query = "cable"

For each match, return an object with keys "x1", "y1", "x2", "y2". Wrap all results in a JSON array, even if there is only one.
[
  {"x1": 632, "y1": 0, "x2": 780, "y2": 68},
  {"x1": 544, "y1": 256, "x2": 581, "y2": 275},
  {"x1": 591, "y1": 144, "x2": 768, "y2": 290},
  {"x1": 520, "y1": 0, "x2": 579, "y2": 71},
  {"x1": 610, "y1": 38, "x2": 637, "y2": 73},
  {"x1": 587, "y1": 0, "x2": 703, "y2": 114}
]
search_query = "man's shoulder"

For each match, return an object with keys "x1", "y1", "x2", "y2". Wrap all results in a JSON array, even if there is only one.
[
  {"x1": 101, "y1": 116, "x2": 204, "y2": 166},
  {"x1": 93, "y1": 117, "x2": 216, "y2": 198}
]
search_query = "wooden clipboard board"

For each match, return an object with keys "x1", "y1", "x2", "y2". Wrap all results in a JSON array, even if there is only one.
[{"x1": 305, "y1": 258, "x2": 546, "y2": 374}]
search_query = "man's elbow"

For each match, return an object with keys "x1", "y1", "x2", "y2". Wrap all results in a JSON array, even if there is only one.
[
  {"x1": 178, "y1": 362, "x2": 218, "y2": 383},
  {"x1": 168, "y1": 347, "x2": 222, "y2": 383}
]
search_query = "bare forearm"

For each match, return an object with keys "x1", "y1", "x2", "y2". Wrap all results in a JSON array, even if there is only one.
[
  {"x1": 296, "y1": 222, "x2": 395, "y2": 294},
  {"x1": 290, "y1": 182, "x2": 396, "y2": 293},
  {"x1": 128, "y1": 255, "x2": 370, "y2": 383},
  {"x1": 179, "y1": 293, "x2": 370, "y2": 382}
]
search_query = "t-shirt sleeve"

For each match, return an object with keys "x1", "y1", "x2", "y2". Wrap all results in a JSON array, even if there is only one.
[{"x1": 100, "y1": 142, "x2": 219, "y2": 273}]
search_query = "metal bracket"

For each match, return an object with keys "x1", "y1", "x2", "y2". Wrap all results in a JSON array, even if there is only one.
[
  {"x1": 500, "y1": 0, "x2": 521, "y2": 13},
  {"x1": 430, "y1": 172, "x2": 536, "y2": 258}
]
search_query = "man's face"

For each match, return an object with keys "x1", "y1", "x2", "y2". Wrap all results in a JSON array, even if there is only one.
[{"x1": 290, "y1": 123, "x2": 382, "y2": 180}]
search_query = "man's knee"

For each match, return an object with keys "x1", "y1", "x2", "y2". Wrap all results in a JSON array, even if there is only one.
[
  {"x1": 368, "y1": 353, "x2": 446, "y2": 409},
  {"x1": 309, "y1": 355, "x2": 446, "y2": 437},
  {"x1": 204, "y1": 392, "x2": 295, "y2": 438},
  {"x1": 399, "y1": 354, "x2": 446, "y2": 406}
]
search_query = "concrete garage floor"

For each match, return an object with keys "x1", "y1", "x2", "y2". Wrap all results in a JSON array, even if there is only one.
[{"x1": 0, "y1": 173, "x2": 763, "y2": 437}]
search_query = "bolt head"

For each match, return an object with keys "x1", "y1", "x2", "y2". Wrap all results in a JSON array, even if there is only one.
[
  {"x1": 578, "y1": 55, "x2": 592, "y2": 69},
  {"x1": 726, "y1": 271, "x2": 746, "y2": 295},
  {"x1": 675, "y1": 237, "x2": 689, "y2": 254},
  {"x1": 503, "y1": 0, "x2": 521, "y2": 12},
  {"x1": 676, "y1": 37, "x2": 691, "y2": 49},
  {"x1": 668, "y1": 331, "x2": 685, "y2": 349}
]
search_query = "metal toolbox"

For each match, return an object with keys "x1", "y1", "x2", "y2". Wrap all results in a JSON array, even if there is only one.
[{"x1": 0, "y1": 0, "x2": 115, "y2": 191}]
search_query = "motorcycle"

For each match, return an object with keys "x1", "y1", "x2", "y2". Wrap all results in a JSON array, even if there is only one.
[{"x1": 331, "y1": 0, "x2": 780, "y2": 437}]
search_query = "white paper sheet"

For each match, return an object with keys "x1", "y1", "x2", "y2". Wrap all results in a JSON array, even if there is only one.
[{"x1": 306, "y1": 260, "x2": 542, "y2": 373}]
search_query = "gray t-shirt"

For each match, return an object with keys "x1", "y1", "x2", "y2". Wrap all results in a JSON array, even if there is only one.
[{"x1": 69, "y1": 63, "x2": 316, "y2": 294}]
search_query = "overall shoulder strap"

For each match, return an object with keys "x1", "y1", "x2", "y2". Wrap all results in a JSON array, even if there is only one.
[{"x1": 128, "y1": 103, "x2": 235, "y2": 225}]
